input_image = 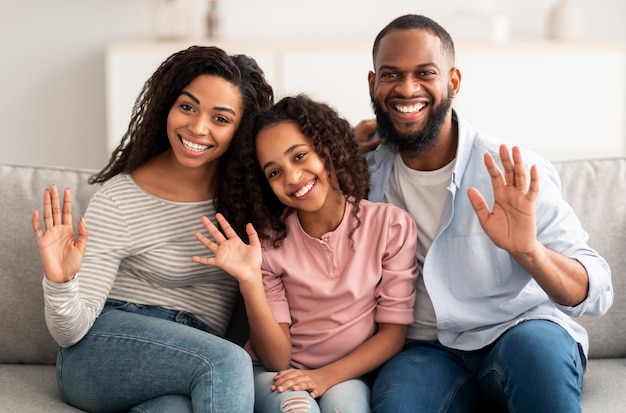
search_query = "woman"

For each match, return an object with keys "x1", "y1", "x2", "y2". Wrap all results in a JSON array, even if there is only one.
[{"x1": 31, "y1": 46, "x2": 273, "y2": 412}]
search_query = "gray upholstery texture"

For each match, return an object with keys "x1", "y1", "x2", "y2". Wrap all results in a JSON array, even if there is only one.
[{"x1": 0, "y1": 160, "x2": 624, "y2": 412}]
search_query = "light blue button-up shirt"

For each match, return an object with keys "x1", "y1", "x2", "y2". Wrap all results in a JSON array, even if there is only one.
[{"x1": 366, "y1": 111, "x2": 613, "y2": 358}]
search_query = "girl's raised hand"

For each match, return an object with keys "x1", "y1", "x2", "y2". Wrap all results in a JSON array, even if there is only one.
[
  {"x1": 192, "y1": 213, "x2": 262, "y2": 285},
  {"x1": 31, "y1": 184, "x2": 88, "y2": 284}
]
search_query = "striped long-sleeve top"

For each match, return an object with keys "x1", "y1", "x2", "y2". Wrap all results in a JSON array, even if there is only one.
[{"x1": 42, "y1": 173, "x2": 239, "y2": 347}]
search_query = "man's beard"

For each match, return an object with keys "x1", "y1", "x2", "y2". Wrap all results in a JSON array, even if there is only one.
[{"x1": 372, "y1": 91, "x2": 452, "y2": 155}]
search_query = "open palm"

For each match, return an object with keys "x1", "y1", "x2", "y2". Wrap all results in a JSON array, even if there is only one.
[
  {"x1": 31, "y1": 185, "x2": 88, "y2": 284},
  {"x1": 467, "y1": 145, "x2": 539, "y2": 255},
  {"x1": 192, "y1": 213, "x2": 262, "y2": 284}
]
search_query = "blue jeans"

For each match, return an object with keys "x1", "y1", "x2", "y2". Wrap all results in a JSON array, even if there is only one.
[
  {"x1": 371, "y1": 320, "x2": 585, "y2": 413},
  {"x1": 253, "y1": 363, "x2": 371, "y2": 413},
  {"x1": 57, "y1": 300, "x2": 253, "y2": 413}
]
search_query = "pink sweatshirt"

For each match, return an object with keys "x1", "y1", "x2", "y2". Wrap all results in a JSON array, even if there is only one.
[{"x1": 256, "y1": 199, "x2": 418, "y2": 369}]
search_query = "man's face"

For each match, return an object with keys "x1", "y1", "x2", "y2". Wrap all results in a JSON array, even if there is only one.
[{"x1": 368, "y1": 29, "x2": 459, "y2": 154}]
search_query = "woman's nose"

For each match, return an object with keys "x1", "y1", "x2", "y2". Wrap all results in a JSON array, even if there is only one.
[{"x1": 189, "y1": 115, "x2": 210, "y2": 136}]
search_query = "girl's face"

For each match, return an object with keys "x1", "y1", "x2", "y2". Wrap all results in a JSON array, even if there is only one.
[
  {"x1": 167, "y1": 74, "x2": 242, "y2": 169},
  {"x1": 256, "y1": 121, "x2": 339, "y2": 216}
]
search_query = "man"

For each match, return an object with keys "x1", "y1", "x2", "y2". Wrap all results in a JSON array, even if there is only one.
[{"x1": 361, "y1": 14, "x2": 613, "y2": 412}]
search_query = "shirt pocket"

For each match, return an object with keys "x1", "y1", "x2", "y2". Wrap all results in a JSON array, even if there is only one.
[{"x1": 445, "y1": 233, "x2": 513, "y2": 298}]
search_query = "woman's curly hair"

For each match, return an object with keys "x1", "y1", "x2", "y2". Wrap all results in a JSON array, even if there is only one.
[
  {"x1": 229, "y1": 94, "x2": 370, "y2": 247},
  {"x1": 88, "y1": 46, "x2": 274, "y2": 213}
]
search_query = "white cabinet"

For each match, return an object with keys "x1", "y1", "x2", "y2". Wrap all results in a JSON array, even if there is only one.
[{"x1": 106, "y1": 39, "x2": 625, "y2": 161}]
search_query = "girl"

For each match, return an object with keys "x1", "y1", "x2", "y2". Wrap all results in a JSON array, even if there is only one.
[
  {"x1": 31, "y1": 46, "x2": 273, "y2": 412},
  {"x1": 193, "y1": 95, "x2": 419, "y2": 413}
]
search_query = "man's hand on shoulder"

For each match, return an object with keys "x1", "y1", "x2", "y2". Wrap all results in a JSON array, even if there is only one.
[{"x1": 354, "y1": 118, "x2": 381, "y2": 152}]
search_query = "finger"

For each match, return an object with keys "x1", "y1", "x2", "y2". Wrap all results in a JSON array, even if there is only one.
[
  {"x1": 42, "y1": 189, "x2": 53, "y2": 230},
  {"x1": 499, "y1": 144, "x2": 515, "y2": 186},
  {"x1": 191, "y1": 255, "x2": 217, "y2": 266},
  {"x1": 246, "y1": 223, "x2": 260, "y2": 247},
  {"x1": 484, "y1": 152, "x2": 505, "y2": 190},
  {"x1": 32, "y1": 208, "x2": 42, "y2": 238},
  {"x1": 215, "y1": 213, "x2": 238, "y2": 239},
  {"x1": 200, "y1": 215, "x2": 225, "y2": 243},
  {"x1": 76, "y1": 217, "x2": 89, "y2": 251},
  {"x1": 49, "y1": 184, "x2": 62, "y2": 225},
  {"x1": 527, "y1": 165, "x2": 540, "y2": 202},
  {"x1": 62, "y1": 188, "x2": 73, "y2": 225},
  {"x1": 467, "y1": 188, "x2": 489, "y2": 226},
  {"x1": 511, "y1": 146, "x2": 527, "y2": 191},
  {"x1": 194, "y1": 230, "x2": 218, "y2": 253},
  {"x1": 360, "y1": 138, "x2": 382, "y2": 152}
]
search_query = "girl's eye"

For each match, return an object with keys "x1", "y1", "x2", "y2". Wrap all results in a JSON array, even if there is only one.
[
  {"x1": 268, "y1": 169, "x2": 280, "y2": 179},
  {"x1": 294, "y1": 152, "x2": 306, "y2": 161},
  {"x1": 214, "y1": 115, "x2": 229, "y2": 124}
]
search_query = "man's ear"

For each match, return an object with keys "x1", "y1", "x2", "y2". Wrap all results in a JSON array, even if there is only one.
[
  {"x1": 368, "y1": 71, "x2": 376, "y2": 98},
  {"x1": 449, "y1": 67, "x2": 462, "y2": 98}
]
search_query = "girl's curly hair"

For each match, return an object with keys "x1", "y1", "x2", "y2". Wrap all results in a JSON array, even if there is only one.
[
  {"x1": 227, "y1": 94, "x2": 369, "y2": 247},
  {"x1": 89, "y1": 46, "x2": 274, "y2": 215}
]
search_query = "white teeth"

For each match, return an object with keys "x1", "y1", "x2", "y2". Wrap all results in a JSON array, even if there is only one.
[
  {"x1": 181, "y1": 137, "x2": 211, "y2": 152},
  {"x1": 294, "y1": 180, "x2": 314, "y2": 198},
  {"x1": 395, "y1": 103, "x2": 426, "y2": 113}
]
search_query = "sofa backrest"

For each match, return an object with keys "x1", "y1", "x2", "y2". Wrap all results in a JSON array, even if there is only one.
[
  {"x1": 0, "y1": 164, "x2": 99, "y2": 364},
  {"x1": 553, "y1": 158, "x2": 626, "y2": 358},
  {"x1": 1, "y1": 159, "x2": 624, "y2": 365}
]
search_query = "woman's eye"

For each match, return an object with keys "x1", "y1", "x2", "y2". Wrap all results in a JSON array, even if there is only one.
[
  {"x1": 180, "y1": 103, "x2": 194, "y2": 112},
  {"x1": 294, "y1": 152, "x2": 306, "y2": 161},
  {"x1": 214, "y1": 115, "x2": 229, "y2": 123}
]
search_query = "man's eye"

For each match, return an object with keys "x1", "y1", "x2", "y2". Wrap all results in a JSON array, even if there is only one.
[
  {"x1": 420, "y1": 70, "x2": 436, "y2": 77},
  {"x1": 381, "y1": 72, "x2": 397, "y2": 79}
]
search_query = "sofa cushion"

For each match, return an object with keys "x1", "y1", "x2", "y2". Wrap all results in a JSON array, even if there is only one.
[
  {"x1": 0, "y1": 164, "x2": 98, "y2": 364},
  {"x1": 552, "y1": 158, "x2": 626, "y2": 359}
]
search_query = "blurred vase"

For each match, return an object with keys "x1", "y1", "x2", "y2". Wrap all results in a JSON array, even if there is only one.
[
  {"x1": 154, "y1": 0, "x2": 188, "y2": 40},
  {"x1": 548, "y1": 0, "x2": 585, "y2": 40}
]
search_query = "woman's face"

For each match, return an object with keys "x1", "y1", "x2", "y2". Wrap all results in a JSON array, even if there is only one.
[{"x1": 167, "y1": 74, "x2": 243, "y2": 169}]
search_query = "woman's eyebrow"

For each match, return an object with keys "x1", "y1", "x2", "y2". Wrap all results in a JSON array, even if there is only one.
[{"x1": 180, "y1": 91, "x2": 236, "y2": 115}]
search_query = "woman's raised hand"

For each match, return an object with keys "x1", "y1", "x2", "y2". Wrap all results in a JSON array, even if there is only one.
[
  {"x1": 192, "y1": 213, "x2": 263, "y2": 285},
  {"x1": 31, "y1": 184, "x2": 88, "y2": 284}
]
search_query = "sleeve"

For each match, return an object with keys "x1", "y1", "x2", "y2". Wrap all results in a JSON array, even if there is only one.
[
  {"x1": 261, "y1": 254, "x2": 292, "y2": 326},
  {"x1": 374, "y1": 206, "x2": 419, "y2": 325},
  {"x1": 534, "y1": 159, "x2": 613, "y2": 317},
  {"x1": 43, "y1": 189, "x2": 131, "y2": 347}
]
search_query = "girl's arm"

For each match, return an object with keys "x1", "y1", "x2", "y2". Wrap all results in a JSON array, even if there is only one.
[
  {"x1": 271, "y1": 322, "x2": 406, "y2": 398},
  {"x1": 193, "y1": 213, "x2": 292, "y2": 371}
]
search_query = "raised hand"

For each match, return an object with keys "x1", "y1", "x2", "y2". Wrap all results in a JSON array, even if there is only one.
[
  {"x1": 467, "y1": 144, "x2": 539, "y2": 256},
  {"x1": 192, "y1": 213, "x2": 262, "y2": 285},
  {"x1": 31, "y1": 184, "x2": 88, "y2": 284}
]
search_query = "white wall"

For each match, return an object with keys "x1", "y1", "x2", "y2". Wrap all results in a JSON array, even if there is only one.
[{"x1": 1, "y1": 0, "x2": 625, "y2": 169}]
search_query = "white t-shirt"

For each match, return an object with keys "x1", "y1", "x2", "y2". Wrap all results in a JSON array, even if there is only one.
[{"x1": 385, "y1": 153, "x2": 455, "y2": 341}]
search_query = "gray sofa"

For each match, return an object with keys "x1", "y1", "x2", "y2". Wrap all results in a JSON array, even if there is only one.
[{"x1": 1, "y1": 160, "x2": 624, "y2": 412}]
